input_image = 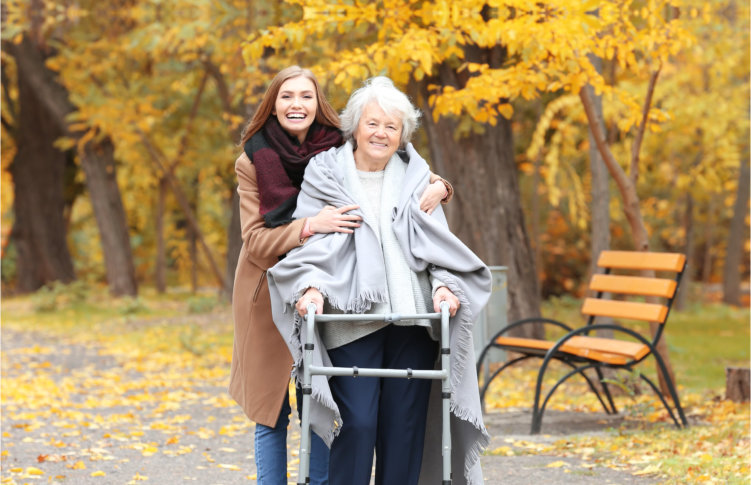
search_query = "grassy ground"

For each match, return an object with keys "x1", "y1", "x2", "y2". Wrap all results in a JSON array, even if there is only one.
[{"x1": 1, "y1": 285, "x2": 749, "y2": 484}]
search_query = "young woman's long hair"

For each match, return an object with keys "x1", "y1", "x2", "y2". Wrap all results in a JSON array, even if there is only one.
[{"x1": 240, "y1": 66, "x2": 341, "y2": 145}]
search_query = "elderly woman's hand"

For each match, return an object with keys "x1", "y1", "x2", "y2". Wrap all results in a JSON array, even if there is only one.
[
  {"x1": 419, "y1": 180, "x2": 449, "y2": 215},
  {"x1": 296, "y1": 287, "x2": 324, "y2": 316},
  {"x1": 309, "y1": 205, "x2": 362, "y2": 234},
  {"x1": 433, "y1": 286, "x2": 460, "y2": 316}
]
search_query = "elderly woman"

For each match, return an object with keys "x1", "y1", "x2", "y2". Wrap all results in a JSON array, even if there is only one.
[{"x1": 267, "y1": 77, "x2": 491, "y2": 485}]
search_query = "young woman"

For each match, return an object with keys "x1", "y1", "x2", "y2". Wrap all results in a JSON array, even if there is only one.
[{"x1": 228, "y1": 66, "x2": 452, "y2": 485}]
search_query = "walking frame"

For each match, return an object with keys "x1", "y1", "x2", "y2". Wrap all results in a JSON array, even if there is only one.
[{"x1": 297, "y1": 302, "x2": 452, "y2": 485}]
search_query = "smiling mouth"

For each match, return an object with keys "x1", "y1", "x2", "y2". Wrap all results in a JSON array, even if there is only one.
[{"x1": 286, "y1": 113, "x2": 306, "y2": 120}]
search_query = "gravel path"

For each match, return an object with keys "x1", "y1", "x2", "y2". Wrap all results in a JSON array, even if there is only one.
[{"x1": 1, "y1": 325, "x2": 658, "y2": 484}]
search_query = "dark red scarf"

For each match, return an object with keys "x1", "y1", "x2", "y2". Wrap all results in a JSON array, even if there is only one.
[{"x1": 245, "y1": 118, "x2": 342, "y2": 227}]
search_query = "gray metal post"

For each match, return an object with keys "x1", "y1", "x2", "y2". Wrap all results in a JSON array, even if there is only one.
[
  {"x1": 474, "y1": 266, "x2": 508, "y2": 384},
  {"x1": 297, "y1": 305, "x2": 316, "y2": 485},
  {"x1": 440, "y1": 302, "x2": 452, "y2": 484}
]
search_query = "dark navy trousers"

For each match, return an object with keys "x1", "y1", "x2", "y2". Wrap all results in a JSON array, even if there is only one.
[{"x1": 327, "y1": 324, "x2": 438, "y2": 485}]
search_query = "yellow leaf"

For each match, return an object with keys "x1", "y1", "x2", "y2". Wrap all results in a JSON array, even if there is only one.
[
  {"x1": 546, "y1": 460, "x2": 569, "y2": 468},
  {"x1": 26, "y1": 467, "x2": 44, "y2": 475},
  {"x1": 91, "y1": 470, "x2": 106, "y2": 477},
  {"x1": 633, "y1": 464, "x2": 661, "y2": 475},
  {"x1": 141, "y1": 444, "x2": 158, "y2": 456},
  {"x1": 498, "y1": 103, "x2": 514, "y2": 119},
  {"x1": 218, "y1": 464, "x2": 241, "y2": 471}
]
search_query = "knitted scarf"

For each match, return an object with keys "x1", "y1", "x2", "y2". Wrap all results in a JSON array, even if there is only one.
[{"x1": 243, "y1": 118, "x2": 343, "y2": 227}]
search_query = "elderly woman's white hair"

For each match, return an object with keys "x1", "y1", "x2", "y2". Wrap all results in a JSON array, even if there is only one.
[{"x1": 340, "y1": 76, "x2": 421, "y2": 148}]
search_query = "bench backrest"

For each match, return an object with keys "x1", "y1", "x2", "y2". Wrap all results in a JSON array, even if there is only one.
[{"x1": 582, "y1": 251, "x2": 687, "y2": 333}]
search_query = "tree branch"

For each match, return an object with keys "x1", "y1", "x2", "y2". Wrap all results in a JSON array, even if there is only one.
[
  {"x1": 1, "y1": 115, "x2": 15, "y2": 137},
  {"x1": 630, "y1": 67, "x2": 661, "y2": 183},
  {"x1": 580, "y1": 85, "x2": 650, "y2": 252},
  {"x1": 170, "y1": 69, "x2": 210, "y2": 172},
  {"x1": 579, "y1": 86, "x2": 631, "y2": 199},
  {"x1": 1, "y1": 60, "x2": 18, "y2": 130},
  {"x1": 203, "y1": 59, "x2": 234, "y2": 115}
]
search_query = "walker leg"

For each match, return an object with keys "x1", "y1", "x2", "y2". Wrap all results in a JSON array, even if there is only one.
[
  {"x1": 297, "y1": 308, "x2": 316, "y2": 484},
  {"x1": 440, "y1": 303, "x2": 452, "y2": 484}
]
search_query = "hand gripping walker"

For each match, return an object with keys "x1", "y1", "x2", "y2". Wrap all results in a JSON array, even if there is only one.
[{"x1": 297, "y1": 302, "x2": 453, "y2": 485}]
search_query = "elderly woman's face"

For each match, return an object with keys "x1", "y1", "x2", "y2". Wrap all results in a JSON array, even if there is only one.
[
  {"x1": 273, "y1": 76, "x2": 317, "y2": 143},
  {"x1": 353, "y1": 102, "x2": 402, "y2": 168}
]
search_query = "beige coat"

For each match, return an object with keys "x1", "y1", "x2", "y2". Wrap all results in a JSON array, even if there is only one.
[
  {"x1": 228, "y1": 150, "x2": 449, "y2": 427},
  {"x1": 228, "y1": 152, "x2": 307, "y2": 427}
]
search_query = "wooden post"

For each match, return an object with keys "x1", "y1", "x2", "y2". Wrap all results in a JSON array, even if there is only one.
[{"x1": 725, "y1": 367, "x2": 750, "y2": 402}]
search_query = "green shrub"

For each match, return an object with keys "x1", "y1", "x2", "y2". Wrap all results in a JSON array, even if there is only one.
[
  {"x1": 119, "y1": 296, "x2": 148, "y2": 315},
  {"x1": 31, "y1": 280, "x2": 90, "y2": 312},
  {"x1": 187, "y1": 295, "x2": 219, "y2": 314}
]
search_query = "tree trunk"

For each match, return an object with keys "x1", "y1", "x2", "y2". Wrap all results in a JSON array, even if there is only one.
[
  {"x1": 726, "y1": 367, "x2": 750, "y2": 402},
  {"x1": 409, "y1": 57, "x2": 542, "y2": 334},
  {"x1": 226, "y1": 191, "x2": 243, "y2": 300},
  {"x1": 79, "y1": 138, "x2": 138, "y2": 296},
  {"x1": 531, "y1": 151, "x2": 542, "y2": 295},
  {"x1": 8, "y1": 36, "x2": 76, "y2": 291},
  {"x1": 4, "y1": 35, "x2": 137, "y2": 296},
  {"x1": 585, "y1": 79, "x2": 614, "y2": 340},
  {"x1": 701, "y1": 196, "x2": 717, "y2": 286},
  {"x1": 723, "y1": 157, "x2": 750, "y2": 305},
  {"x1": 586, "y1": 60, "x2": 611, "y2": 286},
  {"x1": 189, "y1": 177, "x2": 198, "y2": 293},
  {"x1": 155, "y1": 176, "x2": 167, "y2": 293},
  {"x1": 675, "y1": 194, "x2": 694, "y2": 311}
]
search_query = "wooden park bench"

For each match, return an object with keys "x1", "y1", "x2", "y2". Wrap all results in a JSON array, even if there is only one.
[{"x1": 476, "y1": 250, "x2": 689, "y2": 434}]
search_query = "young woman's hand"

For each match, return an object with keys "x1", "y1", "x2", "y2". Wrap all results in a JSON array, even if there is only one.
[
  {"x1": 433, "y1": 286, "x2": 460, "y2": 316},
  {"x1": 419, "y1": 180, "x2": 449, "y2": 215},
  {"x1": 309, "y1": 205, "x2": 362, "y2": 234},
  {"x1": 296, "y1": 287, "x2": 324, "y2": 316}
]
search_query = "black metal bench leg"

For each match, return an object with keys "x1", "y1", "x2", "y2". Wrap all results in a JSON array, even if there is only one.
[{"x1": 594, "y1": 366, "x2": 618, "y2": 414}]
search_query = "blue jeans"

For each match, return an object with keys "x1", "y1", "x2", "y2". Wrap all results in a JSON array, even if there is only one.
[{"x1": 254, "y1": 388, "x2": 329, "y2": 485}]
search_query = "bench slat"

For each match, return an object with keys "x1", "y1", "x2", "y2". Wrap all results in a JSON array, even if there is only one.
[
  {"x1": 589, "y1": 274, "x2": 678, "y2": 298},
  {"x1": 494, "y1": 336, "x2": 650, "y2": 365},
  {"x1": 597, "y1": 251, "x2": 686, "y2": 272},
  {"x1": 581, "y1": 298, "x2": 668, "y2": 323}
]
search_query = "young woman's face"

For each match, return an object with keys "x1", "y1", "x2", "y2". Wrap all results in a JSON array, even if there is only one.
[{"x1": 274, "y1": 76, "x2": 318, "y2": 143}]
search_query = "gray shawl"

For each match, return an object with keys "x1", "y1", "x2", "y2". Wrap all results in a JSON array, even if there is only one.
[{"x1": 267, "y1": 141, "x2": 491, "y2": 484}]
